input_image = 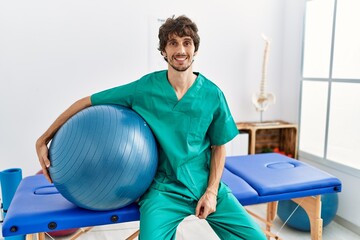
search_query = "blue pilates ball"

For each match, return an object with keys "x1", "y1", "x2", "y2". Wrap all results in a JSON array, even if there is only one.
[{"x1": 49, "y1": 105, "x2": 158, "y2": 211}]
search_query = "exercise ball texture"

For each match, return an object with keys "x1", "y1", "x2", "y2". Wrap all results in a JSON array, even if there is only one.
[
  {"x1": 49, "y1": 105, "x2": 158, "y2": 211},
  {"x1": 277, "y1": 193, "x2": 338, "y2": 231}
]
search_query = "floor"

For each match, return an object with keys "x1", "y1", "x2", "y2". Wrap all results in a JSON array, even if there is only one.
[{"x1": 11, "y1": 204, "x2": 357, "y2": 240}]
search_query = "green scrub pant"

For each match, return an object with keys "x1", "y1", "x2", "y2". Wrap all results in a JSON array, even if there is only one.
[{"x1": 138, "y1": 189, "x2": 267, "y2": 240}]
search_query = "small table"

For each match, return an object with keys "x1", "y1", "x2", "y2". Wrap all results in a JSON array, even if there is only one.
[{"x1": 236, "y1": 120, "x2": 298, "y2": 158}]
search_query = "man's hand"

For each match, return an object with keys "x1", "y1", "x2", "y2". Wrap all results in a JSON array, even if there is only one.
[
  {"x1": 195, "y1": 189, "x2": 217, "y2": 219},
  {"x1": 36, "y1": 139, "x2": 52, "y2": 183},
  {"x1": 34, "y1": 96, "x2": 92, "y2": 184}
]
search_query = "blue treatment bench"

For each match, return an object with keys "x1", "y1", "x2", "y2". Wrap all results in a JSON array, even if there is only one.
[{"x1": 2, "y1": 153, "x2": 342, "y2": 240}]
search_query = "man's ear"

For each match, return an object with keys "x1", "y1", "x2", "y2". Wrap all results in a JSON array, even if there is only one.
[{"x1": 161, "y1": 51, "x2": 168, "y2": 62}]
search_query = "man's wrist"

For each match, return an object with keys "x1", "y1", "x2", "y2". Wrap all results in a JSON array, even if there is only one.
[{"x1": 206, "y1": 188, "x2": 218, "y2": 197}]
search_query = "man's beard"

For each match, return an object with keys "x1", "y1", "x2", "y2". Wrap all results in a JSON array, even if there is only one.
[{"x1": 167, "y1": 56, "x2": 194, "y2": 72}]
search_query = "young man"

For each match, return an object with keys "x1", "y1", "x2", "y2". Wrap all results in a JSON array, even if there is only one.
[{"x1": 36, "y1": 15, "x2": 266, "y2": 239}]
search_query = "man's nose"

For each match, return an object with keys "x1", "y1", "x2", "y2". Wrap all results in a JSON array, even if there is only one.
[{"x1": 177, "y1": 44, "x2": 186, "y2": 54}]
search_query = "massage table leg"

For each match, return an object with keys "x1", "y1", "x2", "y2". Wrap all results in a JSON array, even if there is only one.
[
  {"x1": 69, "y1": 227, "x2": 94, "y2": 240},
  {"x1": 266, "y1": 201, "x2": 278, "y2": 239},
  {"x1": 246, "y1": 204, "x2": 282, "y2": 240},
  {"x1": 25, "y1": 233, "x2": 45, "y2": 240},
  {"x1": 292, "y1": 195, "x2": 323, "y2": 240},
  {"x1": 247, "y1": 197, "x2": 322, "y2": 240},
  {"x1": 263, "y1": 196, "x2": 322, "y2": 240},
  {"x1": 126, "y1": 229, "x2": 140, "y2": 240}
]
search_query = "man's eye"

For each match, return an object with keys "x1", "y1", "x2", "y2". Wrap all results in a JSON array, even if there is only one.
[{"x1": 184, "y1": 41, "x2": 192, "y2": 46}]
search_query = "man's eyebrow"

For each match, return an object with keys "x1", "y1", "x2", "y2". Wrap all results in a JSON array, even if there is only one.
[{"x1": 183, "y1": 37, "x2": 193, "y2": 41}]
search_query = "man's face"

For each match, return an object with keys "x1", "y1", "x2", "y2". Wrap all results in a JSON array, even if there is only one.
[{"x1": 163, "y1": 34, "x2": 196, "y2": 72}]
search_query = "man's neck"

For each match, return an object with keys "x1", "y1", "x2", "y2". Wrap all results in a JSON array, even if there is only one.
[{"x1": 167, "y1": 67, "x2": 197, "y2": 100}]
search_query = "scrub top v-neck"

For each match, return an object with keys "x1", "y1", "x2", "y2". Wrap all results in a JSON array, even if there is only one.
[
  {"x1": 91, "y1": 70, "x2": 238, "y2": 199},
  {"x1": 161, "y1": 72, "x2": 201, "y2": 111}
]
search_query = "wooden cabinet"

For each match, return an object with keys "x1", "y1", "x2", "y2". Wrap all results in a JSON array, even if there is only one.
[{"x1": 236, "y1": 121, "x2": 298, "y2": 158}]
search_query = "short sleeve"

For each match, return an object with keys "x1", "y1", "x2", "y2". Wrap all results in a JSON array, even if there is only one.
[
  {"x1": 90, "y1": 80, "x2": 138, "y2": 107},
  {"x1": 207, "y1": 91, "x2": 238, "y2": 146}
]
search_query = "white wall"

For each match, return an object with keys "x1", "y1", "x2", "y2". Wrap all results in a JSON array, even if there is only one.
[
  {"x1": 2, "y1": 0, "x2": 358, "y2": 230},
  {"x1": 280, "y1": 1, "x2": 304, "y2": 123},
  {"x1": 1, "y1": 0, "x2": 292, "y2": 176}
]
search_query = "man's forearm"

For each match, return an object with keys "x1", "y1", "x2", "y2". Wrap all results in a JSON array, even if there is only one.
[{"x1": 206, "y1": 145, "x2": 226, "y2": 196}]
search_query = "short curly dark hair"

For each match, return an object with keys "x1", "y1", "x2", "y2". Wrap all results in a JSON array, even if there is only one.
[{"x1": 158, "y1": 15, "x2": 200, "y2": 55}]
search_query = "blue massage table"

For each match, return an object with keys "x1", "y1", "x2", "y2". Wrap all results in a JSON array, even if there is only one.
[{"x1": 2, "y1": 153, "x2": 342, "y2": 240}]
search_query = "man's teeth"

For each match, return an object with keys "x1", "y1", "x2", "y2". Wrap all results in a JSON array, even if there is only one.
[{"x1": 175, "y1": 56, "x2": 186, "y2": 60}]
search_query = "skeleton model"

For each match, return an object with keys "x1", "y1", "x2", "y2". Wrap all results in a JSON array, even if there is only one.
[{"x1": 252, "y1": 34, "x2": 276, "y2": 121}]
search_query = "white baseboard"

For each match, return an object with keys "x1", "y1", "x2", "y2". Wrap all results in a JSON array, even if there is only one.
[{"x1": 334, "y1": 215, "x2": 360, "y2": 236}]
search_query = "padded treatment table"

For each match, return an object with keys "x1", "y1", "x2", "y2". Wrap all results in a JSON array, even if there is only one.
[
  {"x1": 225, "y1": 153, "x2": 341, "y2": 204},
  {"x1": 2, "y1": 153, "x2": 342, "y2": 240},
  {"x1": 225, "y1": 153, "x2": 341, "y2": 239}
]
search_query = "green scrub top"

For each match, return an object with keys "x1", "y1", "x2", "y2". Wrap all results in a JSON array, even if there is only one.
[{"x1": 91, "y1": 70, "x2": 238, "y2": 200}]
